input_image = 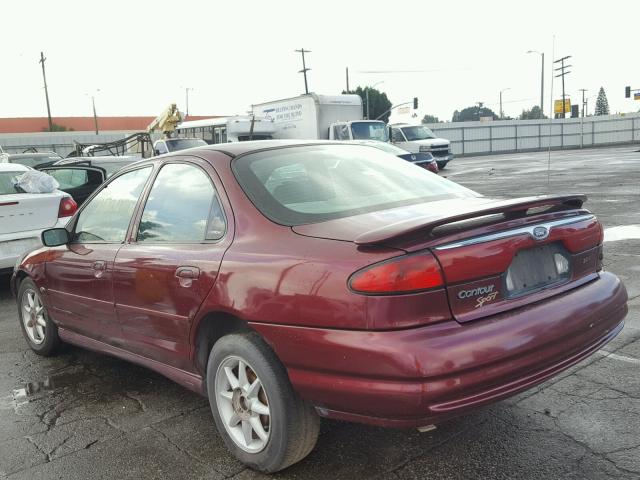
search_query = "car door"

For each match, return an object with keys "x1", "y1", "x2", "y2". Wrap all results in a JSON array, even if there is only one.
[
  {"x1": 45, "y1": 166, "x2": 153, "y2": 342},
  {"x1": 40, "y1": 166, "x2": 106, "y2": 205},
  {"x1": 112, "y1": 158, "x2": 232, "y2": 371},
  {"x1": 391, "y1": 127, "x2": 411, "y2": 150}
]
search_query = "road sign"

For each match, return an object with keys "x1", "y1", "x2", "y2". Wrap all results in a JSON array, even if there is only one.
[{"x1": 554, "y1": 99, "x2": 571, "y2": 114}]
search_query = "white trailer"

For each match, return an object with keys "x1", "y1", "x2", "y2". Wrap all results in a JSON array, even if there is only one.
[{"x1": 251, "y1": 93, "x2": 389, "y2": 142}]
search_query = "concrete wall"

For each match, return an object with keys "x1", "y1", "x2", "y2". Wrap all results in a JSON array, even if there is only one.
[
  {"x1": 0, "y1": 131, "x2": 140, "y2": 157},
  {"x1": 425, "y1": 113, "x2": 640, "y2": 156}
]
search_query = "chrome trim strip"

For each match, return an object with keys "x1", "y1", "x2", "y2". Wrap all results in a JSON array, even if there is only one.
[{"x1": 434, "y1": 214, "x2": 595, "y2": 251}]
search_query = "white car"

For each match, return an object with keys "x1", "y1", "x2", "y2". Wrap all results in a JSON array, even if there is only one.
[{"x1": 0, "y1": 164, "x2": 77, "y2": 274}]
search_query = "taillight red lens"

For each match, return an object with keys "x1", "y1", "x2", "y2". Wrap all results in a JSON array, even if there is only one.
[
  {"x1": 58, "y1": 196, "x2": 78, "y2": 218},
  {"x1": 349, "y1": 252, "x2": 444, "y2": 294}
]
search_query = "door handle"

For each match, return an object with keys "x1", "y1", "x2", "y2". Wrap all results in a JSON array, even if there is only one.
[
  {"x1": 92, "y1": 260, "x2": 107, "y2": 278},
  {"x1": 93, "y1": 261, "x2": 107, "y2": 271},
  {"x1": 175, "y1": 266, "x2": 200, "y2": 288}
]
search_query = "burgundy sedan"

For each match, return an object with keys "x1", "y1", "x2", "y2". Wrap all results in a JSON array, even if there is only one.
[{"x1": 12, "y1": 141, "x2": 627, "y2": 472}]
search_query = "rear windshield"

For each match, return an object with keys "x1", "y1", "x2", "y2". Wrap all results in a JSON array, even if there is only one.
[
  {"x1": 166, "y1": 138, "x2": 207, "y2": 151},
  {"x1": 232, "y1": 144, "x2": 477, "y2": 225},
  {"x1": 0, "y1": 172, "x2": 23, "y2": 194}
]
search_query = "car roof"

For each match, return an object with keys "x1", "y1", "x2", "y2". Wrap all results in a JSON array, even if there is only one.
[
  {"x1": 186, "y1": 139, "x2": 342, "y2": 157},
  {"x1": 54, "y1": 156, "x2": 140, "y2": 165},
  {"x1": 0, "y1": 163, "x2": 30, "y2": 172}
]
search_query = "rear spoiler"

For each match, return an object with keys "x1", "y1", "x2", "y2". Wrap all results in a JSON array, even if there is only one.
[{"x1": 354, "y1": 195, "x2": 587, "y2": 246}]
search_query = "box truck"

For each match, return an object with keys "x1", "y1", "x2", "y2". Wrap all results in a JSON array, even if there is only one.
[{"x1": 251, "y1": 93, "x2": 389, "y2": 142}]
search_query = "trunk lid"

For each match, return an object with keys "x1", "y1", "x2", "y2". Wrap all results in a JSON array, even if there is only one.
[
  {"x1": 0, "y1": 192, "x2": 63, "y2": 234},
  {"x1": 294, "y1": 194, "x2": 602, "y2": 323}
]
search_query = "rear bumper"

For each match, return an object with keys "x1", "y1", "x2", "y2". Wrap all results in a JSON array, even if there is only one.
[{"x1": 252, "y1": 271, "x2": 627, "y2": 428}]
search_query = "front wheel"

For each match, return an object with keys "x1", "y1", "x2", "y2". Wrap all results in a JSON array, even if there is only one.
[
  {"x1": 17, "y1": 278, "x2": 62, "y2": 356},
  {"x1": 207, "y1": 332, "x2": 320, "y2": 473}
]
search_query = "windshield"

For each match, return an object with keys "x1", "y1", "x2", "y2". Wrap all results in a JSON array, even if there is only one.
[
  {"x1": 350, "y1": 122, "x2": 389, "y2": 142},
  {"x1": 401, "y1": 126, "x2": 437, "y2": 141},
  {"x1": 0, "y1": 172, "x2": 23, "y2": 194},
  {"x1": 166, "y1": 138, "x2": 207, "y2": 152},
  {"x1": 233, "y1": 145, "x2": 477, "y2": 225}
]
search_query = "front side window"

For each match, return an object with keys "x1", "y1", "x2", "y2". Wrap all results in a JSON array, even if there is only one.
[
  {"x1": 391, "y1": 128, "x2": 406, "y2": 142},
  {"x1": 74, "y1": 167, "x2": 151, "y2": 243},
  {"x1": 351, "y1": 122, "x2": 389, "y2": 142},
  {"x1": 233, "y1": 145, "x2": 478, "y2": 226},
  {"x1": 155, "y1": 142, "x2": 168, "y2": 154},
  {"x1": 137, "y1": 163, "x2": 224, "y2": 242}
]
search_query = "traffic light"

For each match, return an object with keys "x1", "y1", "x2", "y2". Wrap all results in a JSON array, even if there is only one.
[
  {"x1": 413, "y1": 97, "x2": 418, "y2": 109},
  {"x1": 625, "y1": 86, "x2": 631, "y2": 98}
]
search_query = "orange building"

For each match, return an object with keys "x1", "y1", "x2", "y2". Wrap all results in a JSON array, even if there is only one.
[{"x1": 0, "y1": 116, "x2": 220, "y2": 134}]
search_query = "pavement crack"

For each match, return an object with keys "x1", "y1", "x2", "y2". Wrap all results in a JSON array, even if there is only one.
[
  {"x1": 150, "y1": 425, "x2": 206, "y2": 465},
  {"x1": 122, "y1": 391, "x2": 147, "y2": 412}
]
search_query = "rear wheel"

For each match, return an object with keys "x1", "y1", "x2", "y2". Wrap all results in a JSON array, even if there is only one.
[
  {"x1": 207, "y1": 332, "x2": 319, "y2": 473},
  {"x1": 17, "y1": 278, "x2": 61, "y2": 356}
]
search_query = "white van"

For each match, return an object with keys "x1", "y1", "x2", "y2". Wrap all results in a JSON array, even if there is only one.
[{"x1": 390, "y1": 123, "x2": 454, "y2": 169}]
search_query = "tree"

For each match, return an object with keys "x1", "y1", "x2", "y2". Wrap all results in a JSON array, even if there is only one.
[
  {"x1": 421, "y1": 114, "x2": 440, "y2": 124},
  {"x1": 594, "y1": 87, "x2": 610, "y2": 116},
  {"x1": 42, "y1": 123, "x2": 73, "y2": 132},
  {"x1": 519, "y1": 106, "x2": 547, "y2": 120},
  {"x1": 452, "y1": 105, "x2": 498, "y2": 122},
  {"x1": 343, "y1": 86, "x2": 392, "y2": 123}
]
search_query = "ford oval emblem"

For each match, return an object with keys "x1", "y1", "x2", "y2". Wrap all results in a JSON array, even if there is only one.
[{"x1": 532, "y1": 226, "x2": 549, "y2": 241}]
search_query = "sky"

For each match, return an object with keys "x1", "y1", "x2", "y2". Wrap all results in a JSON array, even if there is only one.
[{"x1": 2, "y1": 0, "x2": 638, "y2": 123}]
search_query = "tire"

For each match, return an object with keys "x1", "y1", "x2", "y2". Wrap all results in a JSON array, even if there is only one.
[
  {"x1": 207, "y1": 332, "x2": 320, "y2": 473},
  {"x1": 17, "y1": 278, "x2": 62, "y2": 356}
]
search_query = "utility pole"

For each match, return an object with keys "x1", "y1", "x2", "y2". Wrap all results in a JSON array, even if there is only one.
[
  {"x1": 579, "y1": 89, "x2": 588, "y2": 117},
  {"x1": 295, "y1": 48, "x2": 311, "y2": 94},
  {"x1": 39, "y1": 52, "x2": 53, "y2": 132},
  {"x1": 91, "y1": 95, "x2": 99, "y2": 135},
  {"x1": 185, "y1": 87, "x2": 193, "y2": 117},
  {"x1": 345, "y1": 67, "x2": 350, "y2": 92},
  {"x1": 554, "y1": 55, "x2": 572, "y2": 118},
  {"x1": 499, "y1": 88, "x2": 510, "y2": 119}
]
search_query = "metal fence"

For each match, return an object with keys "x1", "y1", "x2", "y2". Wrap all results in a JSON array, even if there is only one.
[
  {"x1": 426, "y1": 113, "x2": 640, "y2": 156},
  {"x1": 0, "y1": 131, "x2": 139, "y2": 157}
]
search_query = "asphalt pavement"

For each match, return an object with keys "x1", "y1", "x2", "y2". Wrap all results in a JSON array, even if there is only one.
[{"x1": 1, "y1": 145, "x2": 639, "y2": 479}]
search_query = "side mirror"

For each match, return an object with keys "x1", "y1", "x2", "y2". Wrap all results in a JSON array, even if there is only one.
[{"x1": 42, "y1": 228, "x2": 70, "y2": 247}]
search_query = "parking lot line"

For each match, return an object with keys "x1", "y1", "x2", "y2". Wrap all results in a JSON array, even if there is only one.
[{"x1": 597, "y1": 350, "x2": 640, "y2": 365}]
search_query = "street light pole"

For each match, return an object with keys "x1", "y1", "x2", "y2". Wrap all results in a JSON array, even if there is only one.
[
  {"x1": 39, "y1": 52, "x2": 53, "y2": 132},
  {"x1": 527, "y1": 50, "x2": 545, "y2": 118},
  {"x1": 499, "y1": 88, "x2": 510, "y2": 119},
  {"x1": 366, "y1": 81, "x2": 384, "y2": 120},
  {"x1": 185, "y1": 87, "x2": 193, "y2": 117}
]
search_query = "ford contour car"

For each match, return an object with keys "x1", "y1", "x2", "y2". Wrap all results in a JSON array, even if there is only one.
[{"x1": 12, "y1": 141, "x2": 627, "y2": 473}]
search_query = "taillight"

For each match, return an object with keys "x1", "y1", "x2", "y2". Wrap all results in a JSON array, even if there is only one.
[
  {"x1": 58, "y1": 196, "x2": 78, "y2": 218},
  {"x1": 349, "y1": 252, "x2": 444, "y2": 294}
]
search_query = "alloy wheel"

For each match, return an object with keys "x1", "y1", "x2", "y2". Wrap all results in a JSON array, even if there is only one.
[
  {"x1": 21, "y1": 289, "x2": 46, "y2": 345},
  {"x1": 215, "y1": 355, "x2": 271, "y2": 453}
]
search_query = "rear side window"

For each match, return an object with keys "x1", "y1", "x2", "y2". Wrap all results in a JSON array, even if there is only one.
[
  {"x1": 46, "y1": 169, "x2": 103, "y2": 189},
  {"x1": 137, "y1": 163, "x2": 225, "y2": 242},
  {"x1": 0, "y1": 172, "x2": 22, "y2": 194},
  {"x1": 74, "y1": 167, "x2": 151, "y2": 243}
]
